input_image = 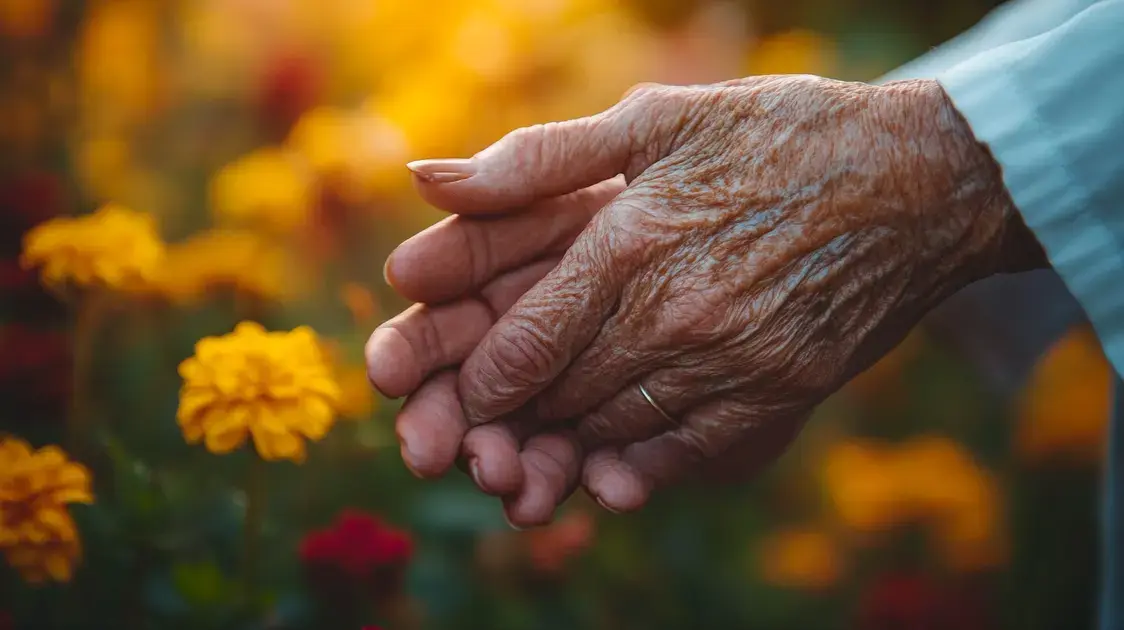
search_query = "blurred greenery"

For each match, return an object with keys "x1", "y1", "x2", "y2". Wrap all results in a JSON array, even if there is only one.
[{"x1": 0, "y1": 0, "x2": 1106, "y2": 629}]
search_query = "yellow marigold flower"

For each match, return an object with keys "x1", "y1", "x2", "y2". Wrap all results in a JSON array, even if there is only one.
[
  {"x1": 154, "y1": 229, "x2": 289, "y2": 304},
  {"x1": 336, "y1": 364, "x2": 377, "y2": 421},
  {"x1": 209, "y1": 148, "x2": 312, "y2": 234},
  {"x1": 747, "y1": 29, "x2": 837, "y2": 77},
  {"x1": 177, "y1": 322, "x2": 342, "y2": 463},
  {"x1": 287, "y1": 106, "x2": 409, "y2": 199},
  {"x1": 20, "y1": 203, "x2": 165, "y2": 290},
  {"x1": 0, "y1": 438, "x2": 93, "y2": 584},
  {"x1": 1017, "y1": 326, "x2": 1111, "y2": 463},
  {"x1": 822, "y1": 440, "x2": 904, "y2": 532},
  {"x1": 757, "y1": 526, "x2": 844, "y2": 590}
]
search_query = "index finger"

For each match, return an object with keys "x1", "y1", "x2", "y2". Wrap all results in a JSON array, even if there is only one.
[{"x1": 386, "y1": 179, "x2": 624, "y2": 304}]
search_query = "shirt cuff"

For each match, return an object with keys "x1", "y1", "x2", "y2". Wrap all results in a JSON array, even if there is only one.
[{"x1": 939, "y1": 60, "x2": 1124, "y2": 378}]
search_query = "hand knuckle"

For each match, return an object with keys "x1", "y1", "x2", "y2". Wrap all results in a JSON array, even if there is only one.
[{"x1": 488, "y1": 319, "x2": 556, "y2": 387}]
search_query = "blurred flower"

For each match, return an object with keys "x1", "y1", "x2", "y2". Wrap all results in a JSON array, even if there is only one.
[
  {"x1": 335, "y1": 364, "x2": 377, "y2": 421},
  {"x1": 153, "y1": 229, "x2": 290, "y2": 305},
  {"x1": 176, "y1": 321, "x2": 341, "y2": 463},
  {"x1": 77, "y1": 0, "x2": 162, "y2": 125},
  {"x1": 0, "y1": 438, "x2": 93, "y2": 584},
  {"x1": 340, "y1": 282, "x2": 380, "y2": 326},
  {"x1": 894, "y1": 437, "x2": 1006, "y2": 571},
  {"x1": 747, "y1": 29, "x2": 837, "y2": 77},
  {"x1": 74, "y1": 135, "x2": 133, "y2": 202},
  {"x1": 757, "y1": 525, "x2": 844, "y2": 590},
  {"x1": 210, "y1": 148, "x2": 312, "y2": 234},
  {"x1": 525, "y1": 509, "x2": 595, "y2": 574},
  {"x1": 300, "y1": 509, "x2": 413, "y2": 598},
  {"x1": 823, "y1": 436, "x2": 1005, "y2": 572},
  {"x1": 20, "y1": 203, "x2": 165, "y2": 291},
  {"x1": 0, "y1": 0, "x2": 54, "y2": 39},
  {"x1": 0, "y1": 324, "x2": 71, "y2": 422},
  {"x1": 1016, "y1": 326, "x2": 1111, "y2": 463},
  {"x1": 822, "y1": 440, "x2": 903, "y2": 533},
  {"x1": 853, "y1": 572, "x2": 993, "y2": 630},
  {"x1": 363, "y1": 65, "x2": 480, "y2": 162},
  {"x1": 257, "y1": 50, "x2": 323, "y2": 136},
  {"x1": 0, "y1": 171, "x2": 64, "y2": 252}
]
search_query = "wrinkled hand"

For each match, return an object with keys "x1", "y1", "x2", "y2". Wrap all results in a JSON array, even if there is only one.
[{"x1": 368, "y1": 76, "x2": 1045, "y2": 527}]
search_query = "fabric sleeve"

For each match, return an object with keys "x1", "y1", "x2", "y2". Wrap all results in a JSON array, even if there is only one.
[
  {"x1": 879, "y1": 0, "x2": 1097, "y2": 393},
  {"x1": 938, "y1": 0, "x2": 1124, "y2": 377}
]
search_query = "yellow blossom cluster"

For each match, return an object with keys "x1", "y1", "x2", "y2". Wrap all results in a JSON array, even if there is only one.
[
  {"x1": 757, "y1": 526, "x2": 844, "y2": 590},
  {"x1": 822, "y1": 435, "x2": 1004, "y2": 572},
  {"x1": 1017, "y1": 326, "x2": 1111, "y2": 463},
  {"x1": 177, "y1": 322, "x2": 342, "y2": 463},
  {"x1": 209, "y1": 148, "x2": 313, "y2": 234},
  {"x1": 20, "y1": 203, "x2": 165, "y2": 291},
  {"x1": 0, "y1": 438, "x2": 94, "y2": 584},
  {"x1": 154, "y1": 229, "x2": 290, "y2": 305}
]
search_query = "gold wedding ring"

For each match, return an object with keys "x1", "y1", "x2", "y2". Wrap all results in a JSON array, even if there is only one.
[{"x1": 637, "y1": 383, "x2": 676, "y2": 425}]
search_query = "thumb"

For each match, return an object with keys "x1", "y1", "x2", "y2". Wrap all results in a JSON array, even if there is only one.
[{"x1": 407, "y1": 84, "x2": 680, "y2": 215}]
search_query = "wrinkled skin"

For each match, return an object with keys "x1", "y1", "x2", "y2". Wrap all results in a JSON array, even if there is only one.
[{"x1": 366, "y1": 76, "x2": 1046, "y2": 528}]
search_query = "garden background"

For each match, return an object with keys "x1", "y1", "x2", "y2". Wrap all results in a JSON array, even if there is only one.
[{"x1": 0, "y1": 0, "x2": 1110, "y2": 628}]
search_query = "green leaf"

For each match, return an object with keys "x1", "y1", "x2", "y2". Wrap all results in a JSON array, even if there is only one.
[{"x1": 172, "y1": 560, "x2": 233, "y2": 608}]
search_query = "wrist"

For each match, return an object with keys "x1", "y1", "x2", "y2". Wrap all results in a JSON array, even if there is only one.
[{"x1": 886, "y1": 79, "x2": 1048, "y2": 290}]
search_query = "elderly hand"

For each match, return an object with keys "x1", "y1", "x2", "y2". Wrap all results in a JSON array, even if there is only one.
[{"x1": 368, "y1": 76, "x2": 1046, "y2": 527}]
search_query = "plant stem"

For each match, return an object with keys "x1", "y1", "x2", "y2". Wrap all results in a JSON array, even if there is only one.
[
  {"x1": 67, "y1": 290, "x2": 105, "y2": 453},
  {"x1": 242, "y1": 454, "x2": 266, "y2": 611}
]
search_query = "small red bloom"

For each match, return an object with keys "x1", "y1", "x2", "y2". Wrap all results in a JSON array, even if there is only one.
[
  {"x1": 0, "y1": 323, "x2": 72, "y2": 422},
  {"x1": 0, "y1": 171, "x2": 64, "y2": 251},
  {"x1": 256, "y1": 50, "x2": 323, "y2": 138},
  {"x1": 300, "y1": 510, "x2": 413, "y2": 579},
  {"x1": 854, "y1": 571, "x2": 993, "y2": 630},
  {"x1": 300, "y1": 509, "x2": 414, "y2": 610}
]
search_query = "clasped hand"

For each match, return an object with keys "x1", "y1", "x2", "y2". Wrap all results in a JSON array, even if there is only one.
[{"x1": 366, "y1": 75, "x2": 1041, "y2": 528}]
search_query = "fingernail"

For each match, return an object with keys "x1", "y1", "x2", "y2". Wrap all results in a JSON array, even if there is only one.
[
  {"x1": 382, "y1": 255, "x2": 394, "y2": 288},
  {"x1": 469, "y1": 458, "x2": 483, "y2": 488},
  {"x1": 398, "y1": 428, "x2": 424, "y2": 477},
  {"x1": 406, "y1": 158, "x2": 476, "y2": 183},
  {"x1": 503, "y1": 512, "x2": 525, "y2": 532},
  {"x1": 595, "y1": 496, "x2": 621, "y2": 515}
]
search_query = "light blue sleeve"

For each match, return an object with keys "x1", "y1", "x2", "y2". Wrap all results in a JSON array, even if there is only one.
[
  {"x1": 882, "y1": 0, "x2": 1102, "y2": 81},
  {"x1": 938, "y1": 0, "x2": 1124, "y2": 377},
  {"x1": 877, "y1": 0, "x2": 1097, "y2": 394}
]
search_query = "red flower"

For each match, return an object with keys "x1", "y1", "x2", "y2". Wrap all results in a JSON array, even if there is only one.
[
  {"x1": 300, "y1": 509, "x2": 414, "y2": 614},
  {"x1": 256, "y1": 51, "x2": 323, "y2": 138},
  {"x1": 300, "y1": 510, "x2": 413, "y2": 579},
  {"x1": 0, "y1": 171, "x2": 64, "y2": 251},
  {"x1": 854, "y1": 571, "x2": 993, "y2": 630},
  {"x1": 0, "y1": 323, "x2": 72, "y2": 422}
]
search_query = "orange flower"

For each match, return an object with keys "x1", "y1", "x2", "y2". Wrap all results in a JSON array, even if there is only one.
[
  {"x1": 525, "y1": 509, "x2": 595, "y2": 574},
  {"x1": 1016, "y1": 326, "x2": 1111, "y2": 463},
  {"x1": 757, "y1": 526, "x2": 844, "y2": 590}
]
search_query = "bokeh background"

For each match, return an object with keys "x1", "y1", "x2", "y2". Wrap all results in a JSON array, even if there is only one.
[{"x1": 0, "y1": 0, "x2": 1111, "y2": 628}]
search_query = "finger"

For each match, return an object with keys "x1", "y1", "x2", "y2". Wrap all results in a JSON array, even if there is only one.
[
  {"x1": 583, "y1": 399, "x2": 793, "y2": 513},
  {"x1": 406, "y1": 84, "x2": 686, "y2": 214},
  {"x1": 385, "y1": 178, "x2": 624, "y2": 304},
  {"x1": 395, "y1": 371, "x2": 464, "y2": 478},
  {"x1": 457, "y1": 211, "x2": 627, "y2": 426},
  {"x1": 366, "y1": 258, "x2": 559, "y2": 399},
  {"x1": 581, "y1": 448, "x2": 651, "y2": 514},
  {"x1": 503, "y1": 431, "x2": 582, "y2": 528},
  {"x1": 460, "y1": 417, "x2": 536, "y2": 496},
  {"x1": 603, "y1": 403, "x2": 804, "y2": 503},
  {"x1": 571, "y1": 371, "x2": 706, "y2": 449}
]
